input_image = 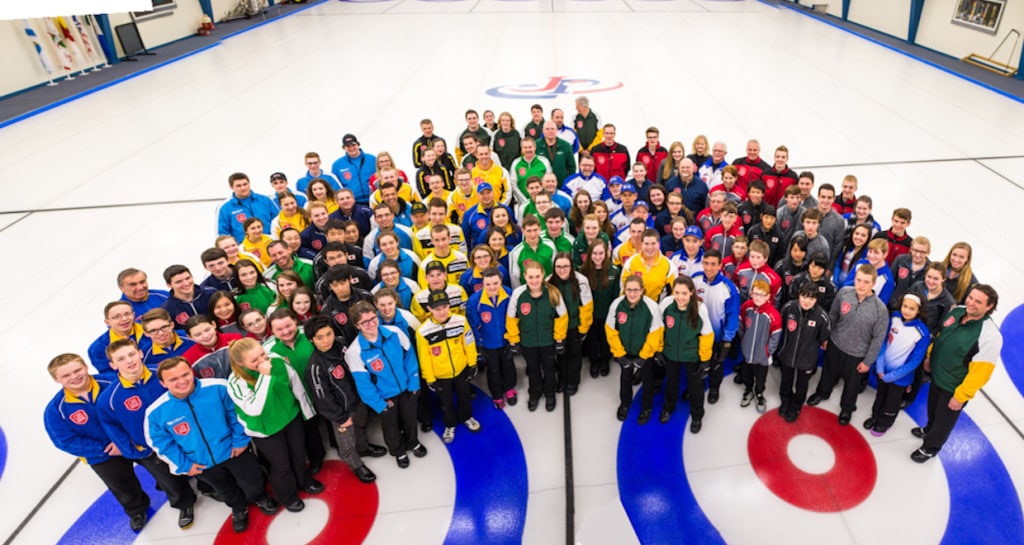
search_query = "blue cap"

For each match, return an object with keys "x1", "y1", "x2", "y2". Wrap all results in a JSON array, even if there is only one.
[
  {"x1": 608, "y1": 176, "x2": 624, "y2": 186},
  {"x1": 684, "y1": 225, "x2": 703, "y2": 239},
  {"x1": 632, "y1": 200, "x2": 649, "y2": 210},
  {"x1": 620, "y1": 182, "x2": 638, "y2": 194},
  {"x1": 477, "y1": 182, "x2": 493, "y2": 193}
]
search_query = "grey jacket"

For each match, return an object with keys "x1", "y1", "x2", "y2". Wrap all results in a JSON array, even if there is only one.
[{"x1": 828, "y1": 286, "x2": 888, "y2": 363}]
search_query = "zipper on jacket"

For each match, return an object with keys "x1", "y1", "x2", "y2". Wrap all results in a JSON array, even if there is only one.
[{"x1": 186, "y1": 397, "x2": 218, "y2": 464}]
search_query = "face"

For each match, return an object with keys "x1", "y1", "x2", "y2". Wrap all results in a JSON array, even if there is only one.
[
  {"x1": 422, "y1": 150, "x2": 436, "y2": 166},
  {"x1": 900, "y1": 299, "x2": 921, "y2": 321},
  {"x1": 426, "y1": 270, "x2": 446, "y2": 289},
  {"x1": 375, "y1": 208, "x2": 395, "y2": 229},
  {"x1": 709, "y1": 194, "x2": 724, "y2": 212},
  {"x1": 748, "y1": 188, "x2": 764, "y2": 204},
  {"x1": 110, "y1": 345, "x2": 145, "y2": 377},
  {"x1": 53, "y1": 360, "x2": 90, "y2": 392},
  {"x1": 479, "y1": 188, "x2": 494, "y2": 205},
  {"x1": 242, "y1": 312, "x2": 266, "y2": 335},
  {"x1": 305, "y1": 157, "x2": 321, "y2": 172},
  {"x1": 924, "y1": 269, "x2": 943, "y2": 291},
  {"x1": 432, "y1": 140, "x2": 447, "y2": 156},
  {"x1": 817, "y1": 189, "x2": 835, "y2": 211},
  {"x1": 169, "y1": 271, "x2": 194, "y2": 295},
  {"x1": 499, "y1": 114, "x2": 512, "y2": 131},
  {"x1": 311, "y1": 326, "x2": 335, "y2": 352},
  {"x1": 376, "y1": 296, "x2": 396, "y2": 319},
  {"x1": 949, "y1": 248, "x2": 968, "y2": 270},
  {"x1": 466, "y1": 112, "x2": 479, "y2": 128},
  {"x1": 842, "y1": 179, "x2": 857, "y2": 196},
  {"x1": 104, "y1": 304, "x2": 135, "y2": 334},
  {"x1": 703, "y1": 257, "x2": 721, "y2": 279},
  {"x1": 482, "y1": 274, "x2": 502, "y2": 296},
  {"x1": 345, "y1": 225, "x2": 360, "y2": 243},
  {"x1": 205, "y1": 257, "x2": 230, "y2": 278},
  {"x1": 270, "y1": 317, "x2": 298, "y2": 342},
  {"x1": 852, "y1": 227, "x2": 869, "y2": 248},
  {"x1": 629, "y1": 224, "x2": 645, "y2": 243},
  {"x1": 803, "y1": 219, "x2": 818, "y2": 235},
  {"x1": 524, "y1": 224, "x2": 541, "y2": 243},
  {"x1": 774, "y1": 149, "x2": 788, "y2": 168},
  {"x1": 672, "y1": 283, "x2": 692, "y2": 308},
  {"x1": 324, "y1": 250, "x2": 346, "y2": 267},
  {"x1": 750, "y1": 289, "x2": 770, "y2": 306},
  {"x1": 429, "y1": 206, "x2": 447, "y2": 225},
  {"x1": 213, "y1": 297, "x2": 235, "y2": 321},
  {"x1": 732, "y1": 241, "x2": 747, "y2": 258},
  {"x1": 378, "y1": 155, "x2": 393, "y2": 169},
  {"x1": 218, "y1": 238, "x2": 240, "y2": 260},
  {"x1": 748, "y1": 251, "x2": 766, "y2": 269},
  {"x1": 667, "y1": 197, "x2": 682, "y2": 213},
  {"x1": 463, "y1": 138, "x2": 477, "y2": 155},
  {"x1": 120, "y1": 272, "x2": 150, "y2": 302},
  {"x1": 345, "y1": 141, "x2": 360, "y2": 158},
  {"x1": 535, "y1": 197, "x2": 552, "y2": 215},
  {"x1": 603, "y1": 126, "x2": 615, "y2": 145},
  {"x1": 521, "y1": 139, "x2": 536, "y2": 158},
  {"x1": 798, "y1": 177, "x2": 813, "y2": 195},
  {"x1": 429, "y1": 303, "x2": 451, "y2": 322},
  {"x1": 277, "y1": 277, "x2": 298, "y2": 298},
  {"x1": 144, "y1": 319, "x2": 174, "y2": 346},
  {"x1": 671, "y1": 221, "x2": 686, "y2": 239},
  {"x1": 422, "y1": 123, "x2": 433, "y2": 137},
  {"x1": 964, "y1": 289, "x2": 993, "y2": 319},
  {"x1": 761, "y1": 214, "x2": 776, "y2": 230},
  {"x1": 338, "y1": 192, "x2": 355, "y2": 210},
  {"x1": 543, "y1": 122, "x2": 557, "y2": 140},
  {"x1": 786, "y1": 194, "x2": 801, "y2": 208},
  {"x1": 431, "y1": 231, "x2": 451, "y2": 254},
  {"x1": 590, "y1": 244, "x2": 607, "y2": 267},
  {"x1": 746, "y1": 141, "x2": 760, "y2": 160},
  {"x1": 379, "y1": 235, "x2": 399, "y2": 257},
  {"x1": 854, "y1": 272, "x2": 874, "y2": 297},
  {"x1": 525, "y1": 267, "x2": 543, "y2": 290},
  {"x1": 245, "y1": 221, "x2": 263, "y2": 240},
  {"x1": 583, "y1": 220, "x2": 600, "y2": 240},
  {"x1": 808, "y1": 261, "x2": 824, "y2": 278},
  {"x1": 268, "y1": 245, "x2": 291, "y2": 267},
  {"x1": 473, "y1": 250, "x2": 492, "y2": 269},
  {"x1": 575, "y1": 192, "x2": 591, "y2": 211},
  {"x1": 672, "y1": 147, "x2": 684, "y2": 161},
  {"x1": 649, "y1": 190, "x2": 665, "y2": 206},
  {"x1": 790, "y1": 244, "x2": 807, "y2": 262},
  {"x1": 624, "y1": 282, "x2": 643, "y2": 303},
  {"x1": 188, "y1": 322, "x2": 218, "y2": 348},
  {"x1": 642, "y1": 236, "x2": 659, "y2": 257},
  {"x1": 380, "y1": 266, "x2": 400, "y2": 286},
  {"x1": 240, "y1": 345, "x2": 269, "y2": 371},
  {"x1": 271, "y1": 179, "x2": 288, "y2": 194},
  {"x1": 910, "y1": 243, "x2": 929, "y2": 264},
  {"x1": 527, "y1": 182, "x2": 542, "y2": 198},
  {"x1": 281, "y1": 196, "x2": 298, "y2": 215},
  {"x1": 552, "y1": 109, "x2": 564, "y2": 126},
  {"x1": 798, "y1": 292, "x2": 817, "y2": 311},
  {"x1": 695, "y1": 139, "x2": 707, "y2": 154},
  {"x1": 594, "y1": 205, "x2": 608, "y2": 222},
  {"x1": 632, "y1": 164, "x2": 646, "y2": 181},
  {"x1": 683, "y1": 236, "x2": 702, "y2": 255},
  {"x1": 488, "y1": 232, "x2": 505, "y2": 251},
  {"x1": 855, "y1": 201, "x2": 871, "y2": 220},
  {"x1": 554, "y1": 258, "x2": 572, "y2": 280},
  {"x1": 621, "y1": 191, "x2": 637, "y2": 206},
  {"x1": 311, "y1": 183, "x2": 328, "y2": 200},
  {"x1": 456, "y1": 174, "x2": 473, "y2": 192},
  {"x1": 160, "y1": 361, "x2": 196, "y2": 398},
  {"x1": 238, "y1": 265, "x2": 258, "y2": 288},
  {"x1": 231, "y1": 178, "x2": 251, "y2": 199},
  {"x1": 678, "y1": 161, "x2": 693, "y2": 178},
  {"x1": 580, "y1": 158, "x2": 595, "y2": 176},
  {"x1": 711, "y1": 144, "x2": 726, "y2": 162},
  {"x1": 542, "y1": 174, "x2": 558, "y2": 192},
  {"x1": 867, "y1": 248, "x2": 884, "y2": 265}
]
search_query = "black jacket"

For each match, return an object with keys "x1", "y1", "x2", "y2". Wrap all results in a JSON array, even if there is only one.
[
  {"x1": 306, "y1": 341, "x2": 362, "y2": 424},
  {"x1": 776, "y1": 301, "x2": 831, "y2": 370}
]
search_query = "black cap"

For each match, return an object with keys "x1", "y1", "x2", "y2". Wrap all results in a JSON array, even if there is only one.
[
  {"x1": 424, "y1": 261, "x2": 446, "y2": 275},
  {"x1": 269, "y1": 172, "x2": 287, "y2": 181},
  {"x1": 427, "y1": 290, "x2": 450, "y2": 308},
  {"x1": 411, "y1": 201, "x2": 428, "y2": 215},
  {"x1": 343, "y1": 133, "x2": 359, "y2": 147}
]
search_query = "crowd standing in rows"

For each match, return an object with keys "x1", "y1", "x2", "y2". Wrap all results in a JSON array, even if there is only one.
[{"x1": 45, "y1": 96, "x2": 1003, "y2": 534}]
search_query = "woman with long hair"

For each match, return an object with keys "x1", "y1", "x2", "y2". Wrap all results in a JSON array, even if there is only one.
[
  {"x1": 660, "y1": 141, "x2": 685, "y2": 184},
  {"x1": 591, "y1": 200, "x2": 617, "y2": 241},
  {"x1": 571, "y1": 213, "x2": 612, "y2": 268},
  {"x1": 941, "y1": 242, "x2": 978, "y2": 303},
  {"x1": 271, "y1": 192, "x2": 310, "y2": 238},
  {"x1": 507, "y1": 260, "x2": 568, "y2": 412},
  {"x1": 832, "y1": 224, "x2": 871, "y2": 286},
  {"x1": 548, "y1": 253, "x2": 593, "y2": 396},
  {"x1": 233, "y1": 259, "x2": 277, "y2": 314},
  {"x1": 580, "y1": 239, "x2": 621, "y2": 378},
  {"x1": 568, "y1": 190, "x2": 593, "y2": 236},
  {"x1": 288, "y1": 287, "x2": 318, "y2": 322},
  {"x1": 305, "y1": 180, "x2": 338, "y2": 214},
  {"x1": 460, "y1": 244, "x2": 511, "y2": 294},
  {"x1": 687, "y1": 135, "x2": 710, "y2": 168},
  {"x1": 209, "y1": 290, "x2": 243, "y2": 335}
]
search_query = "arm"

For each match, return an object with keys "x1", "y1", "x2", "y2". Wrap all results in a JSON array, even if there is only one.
[
  {"x1": 416, "y1": 331, "x2": 437, "y2": 384},
  {"x1": 578, "y1": 277, "x2": 594, "y2": 335},
  {"x1": 953, "y1": 320, "x2": 1002, "y2": 403},
  {"x1": 605, "y1": 306, "x2": 626, "y2": 358},
  {"x1": 505, "y1": 290, "x2": 522, "y2": 344},
  {"x1": 226, "y1": 374, "x2": 272, "y2": 417},
  {"x1": 639, "y1": 300, "x2": 663, "y2": 359},
  {"x1": 97, "y1": 397, "x2": 144, "y2": 458},
  {"x1": 697, "y1": 304, "x2": 714, "y2": 362},
  {"x1": 862, "y1": 301, "x2": 890, "y2": 366},
  {"x1": 553, "y1": 295, "x2": 569, "y2": 342},
  {"x1": 44, "y1": 407, "x2": 109, "y2": 461},
  {"x1": 722, "y1": 283, "x2": 741, "y2": 342}
]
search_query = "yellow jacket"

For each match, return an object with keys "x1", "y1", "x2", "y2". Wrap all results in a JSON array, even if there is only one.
[{"x1": 416, "y1": 314, "x2": 477, "y2": 382}]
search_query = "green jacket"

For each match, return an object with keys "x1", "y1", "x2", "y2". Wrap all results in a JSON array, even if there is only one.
[
  {"x1": 227, "y1": 354, "x2": 314, "y2": 437},
  {"x1": 536, "y1": 137, "x2": 576, "y2": 185}
]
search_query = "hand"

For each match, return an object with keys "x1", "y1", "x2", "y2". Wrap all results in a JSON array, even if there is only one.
[
  {"x1": 634, "y1": 357, "x2": 646, "y2": 369},
  {"x1": 948, "y1": 397, "x2": 964, "y2": 411},
  {"x1": 104, "y1": 442, "x2": 122, "y2": 457},
  {"x1": 338, "y1": 417, "x2": 353, "y2": 433},
  {"x1": 923, "y1": 358, "x2": 931, "y2": 373},
  {"x1": 187, "y1": 463, "x2": 206, "y2": 476},
  {"x1": 699, "y1": 361, "x2": 711, "y2": 379},
  {"x1": 579, "y1": 331, "x2": 588, "y2": 342},
  {"x1": 257, "y1": 360, "x2": 273, "y2": 375},
  {"x1": 878, "y1": 372, "x2": 884, "y2": 380},
  {"x1": 856, "y1": 362, "x2": 869, "y2": 373},
  {"x1": 821, "y1": 341, "x2": 828, "y2": 350},
  {"x1": 715, "y1": 342, "x2": 731, "y2": 364},
  {"x1": 230, "y1": 446, "x2": 248, "y2": 458},
  {"x1": 508, "y1": 343, "x2": 521, "y2": 357},
  {"x1": 615, "y1": 357, "x2": 629, "y2": 369},
  {"x1": 466, "y1": 366, "x2": 478, "y2": 380},
  {"x1": 555, "y1": 341, "x2": 565, "y2": 355},
  {"x1": 477, "y1": 353, "x2": 486, "y2": 366},
  {"x1": 427, "y1": 382, "x2": 439, "y2": 393},
  {"x1": 386, "y1": 399, "x2": 395, "y2": 408}
]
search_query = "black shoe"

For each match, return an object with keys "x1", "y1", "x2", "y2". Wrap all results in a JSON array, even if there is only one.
[
  {"x1": 707, "y1": 388, "x2": 720, "y2": 404},
  {"x1": 309, "y1": 461, "x2": 323, "y2": 475},
  {"x1": 863, "y1": 417, "x2": 877, "y2": 430},
  {"x1": 857, "y1": 382, "x2": 867, "y2": 394},
  {"x1": 507, "y1": 390, "x2": 518, "y2": 406},
  {"x1": 303, "y1": 479, "x2": 324, "y2": 495},
  {"x1": 546, "y1": 396, "x2": 557, "y2": 412},
  {"x1": 231, "y1": 509, "x2": 249, "y2": 533},
  {"x1": 527, "y1": 396, "x2": 540, "y2": 412},
  {"x1": 178, "y1": 507, "x2": 194, "y2": 529},
  {"x1": 616, "y1": 405, "x2": 629, "y2": 421},
  {"x1": 129, "y1": 513, "x2": 147, "y2": 532},
  {"x1": 556, "y1": 384, "x2": 565, "y2": 393},
  {"x1": 785, "y1": 409, "x2": 800, "y2": 423},
  {"x1": 911, "y1": 427, "x2": 927, "y2": 439},
  {"x1": 253, "y1": 495, "x2": 279, "y2": 516},
  {"x1": 690, "y1": 417, "x2": 703, "y2": 434},
  {"x1": 637, "y1": 409, "x2": 651, "y2": 425},
  {"x1": 778, "y1": 402, "x2": 790, "y2": 417},
  {"x1": 354, "y1": 465, "x2": 376, "y2": 483},
  {"x1": 600, "y1": 365, "x2": 610, "y2": 377},
  {"x1": 898, "y1": 399, "x2": 910, "y2": 409},
  {"x1": 410, "y1": 442, "x2": 428, "y2": 457},
  {"x1": 420, "y1": 421, "x2": 432, "y2": 433},
  {"x1": 733, "y1": 372, "x2": 744, "y2": 384},
  {"x1": 396, "y1": 454, "x2": 410, "y2": 468},
  {"x1": 659, "y1": 409, "x2": 672, "y2": 424},
  {"x1": 911, "y1": 447, "x2": 937, "y2": 463},
  {"x1": 806, "y1": 393, "x2": 825, "y2": 406},
  {"x1": 567, "y1": 385, "x2": 578, "y2": 396},
  {"x1": 838, "y1": 411, "x2": 851, "y2": 426},
  {"x1": 360, "y1": 443, "x2": 388, "y2": 458},
  {"x1": 285, "y1": 499, "x2": 305, "y2": 513},
  {"x1": 590, "y1": 367, "x2": 600, "y2": 379}
]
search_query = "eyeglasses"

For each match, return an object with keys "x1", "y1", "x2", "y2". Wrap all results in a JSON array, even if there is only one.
[
  {"x1": 751, "y1": 292, "x2": 770, "y2": 299},
  {"x1": 145, "y1": 324, "x2": 173, "y2": 335},
  {"x1": 108, "y1": 312, "x2": 134, "y2": 321},
  {"x1": 358, "y1": 316, "x2": 379, "y2": 328},
  {"x1": 624, "y1": 288, "x2": 643, "y2": 293}
]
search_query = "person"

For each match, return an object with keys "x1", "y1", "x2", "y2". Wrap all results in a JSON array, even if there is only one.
[
  {"x1": 305, "y1": 179, "x2": 339, "y2": 215},
  {"x1": 447, "y1": 167, "x2": 480, "y2": 226},
  {"x1": 776, "y1": 284, "x2": 831, "y2": 423},
  {"x1": 510, "y1": 138, "x2": 553, "y2": 205},
  {"x1": 704, "y1": 201, "x2": 744, "y2": 258},
  {"x1": 568, "y1": 190, "x2": 593, "y2": 236},
  {"x1": 814, "y1": 183, "x2": 847, "y2": 251},
  {"x1": 321, "y1": 264, "x2": 375, "y2": 344},
  {"x1": 691, "y1": 249, "x2": 741, "y2": 404},
  {"x1": 687, "y1": 135, "x2": 710, "y2": 169},
  {"x1": 737, "y1": 180, "x2": 772, "y2": 233},
  {"x1": 807, "y1": 265, "x2": 889, "y2": 426},
  {"x1": 942, "y1": 241, "x2": 978, "y2": 303},
  {"x1": 289, "y1": 287, "x2": 318, "y2": 322},
  {"x1": 226, "y1": 338, "x2": 322, "y2": 513},
  {"x1": 722, "y1": 235, "x2": 749, "y2": 281},
  {"x1": 731, "y1": 139, "x2": 771, "y2": 191},
  {"x1": 788, "y1": 251, "x2": 836, "y2": 311},
  {"x1": 140, "y1": 308, "x2": 195, "y2": 365},
  {"x1": 458, "y1": 109, "x2": 491, "y2": 160},
  {"x1": 571, "y1": 213, "x2": 611, "y2": 268},
  {"x1": 118, "y1": 268, "x2": 169, "y2": 317},
  {"x1": 367, "y1": 231, "x2": 420, "y2": 281},
  {"x1": 270, "y1": 191, "x2": 309, "y2": 238},
  {"x1": 331, "y1": 188, "x2": 374, "y2": 245},
  {"x1": 790, "y1": 208, "x2": 830, "y2": 266},
  {"x1": 551, "y1": 107, "x2": 580, "y2": 153},
  {"x1": 651, "y1": 276, "x2": 714, "y2": 430},
  {"x1": 537, "y1": 120, "x2": 576, "y2": 185},
  {"x1": 145, "y1": 357, "x2": 279, "y2": 533},
  {"x1": 833, "y1": 224, "x2": 872, "y2": 287},
  {"x1": 746, "y1": 206, "x2": 783, "y2": 265},
  {"x1": 698, "y1": 141, "x2": 728, "y2": 189},
  {"x1": 636, "y1": 127, "x2": 667, "y2": 183},
  {"x1": 233, "y1": 259, "x2": 277, "y2": 314},
  {"x1": 239, "y1": 308, "x2": 270, "y2": 342},
  {"x1": 509, "y1": 215, "x2": 557, "y2": 287},
  {"x1": 840, "y1": 238, "x2": 895, "y2": 306},
  {"x1": 88, "y1": 301, "x2": 152, "y2": 375},
  {"x1": 264, "y1": 240, "x2": 315, "y2": 287},
  {"x1": 622, "y1": 228, "x2": 675, "y2": 301},
  {"x1": 776, "y1": 185, "x2": 806, "y2": 244},
  {"x1": 345, "y1": 301, "x2": 426, "y2": 468},
  {"x1": 669, "y1": 225, "x2": 705, "y2": 278},
  {"x1": 737, "y1": 280, "x2": 782, "y2": 414},
  {"x1": 460, "y1": 245, "x2": 510, "y2": 294},
  {"x1": 562, "y1": 153, "x2": 608, "y2": 202},
  {"x1": 482, "y1": 109, "x2": 498, "y2": 137},
  {"x1": 581, "y1": 239, "x2": 621, "y2": 379},
  {"x1": 97, "y1": 340, "x2": 197, "y2": 529},
  {"x1": 416, "y1": 150, "x2": 452, "y2": 200},
  {"x1": 200, "y1": 247, "x2": 236, "y2": 293},
  {"x1": 461, "y1": 181, "x2": 514, "y2": 246},
  {"x1": 413, "y1": 198, "x2": 467, "y2": 258},
  {"x1": 590, "y1": 123, "x2": 629, "y2": 181},
  {"x1": 241, "y1": 217, "x2": 274, "y2": 268},
  {"x1": 910, "y1": 262, "x2": 957, "y2": 333},
  {"x1": 549, "y1": 253, "x2": 593, "y2": 396},
  {"x1": 507, "y1": 261, "x2": 568, "y2": 412},
  {"x1": 331, "y1": 134, "x2": 375, "y2": 205},
  {"x1": 664, "y1": 159, "x2": 708, "y2": 214},
  {"x1": 873, "y1": 208, "x2": 913, "y2": 266},
  {"x1": 910, "y1": 284, "x2": 1001, "y2": 463},
  {"x1": 44, "y1": 353, "x2": 148, "y2": 532},
  {"x1": 218, "y1": 172, "x2": 278, "y2": 243},
  {"x1": 890, "y1": 236, "x2": 931, "y2": 311},
  {"x1": 842, "y1": 195, "x2": 881, "y2": 238},
  {"x1": 432, "y1": 139, "x2": 458, "y2": 181},
  {"x1": 210, "y1": 290, "x2": 244, "y2": 335},
  {"x1": 162, "y1": 264, "x2": 217, "y2": 328},
  {"x1": 412, "y1": 118, "x2": 439, "y2": 168},
  {"x1": 773, "y1": 236, "x2": 809, "y2": 306},
  {"x1": 863, "y1": 294, "x2": 930, "y2": 436},
  {"x1": 182, "y1": 313, "x2": 242, "y2": 378},
  {"x1": 372, "y1": 259, "x2": 419, "y2": 309},
  {"x1": 760, "y1": 145, "x2": 797, "y2": 207},
  {"x1": 606, "y1": 275, "x2": 663, "y2": 421},
  {"x1": 417, "y1": 290, "x2": 481, "y2": 443},
  {"x1": 834, "y1": 174, "x2": 858, "y2": 215},
  {"x1": 660, "y1": 142, "x2": 685, "y2": 185},
  {"x1": 418, "y1": 224, "x2": 470, "y2": 288},
  {"x1": 296, "y1": 152, "x2": 341, "y2": 194},
  {"x1": 411, "y1": 260, "x2": 469, "y2": 321},
  {"x1": 466, "y1": 268, "x2": 518, "y2": 409},
  {"x1": 304, "y1": 316, "x2": 381, "y2": 484},
  {"x1": 573, "y1": 96, "x2": 601, "y2": 152},
  {"x1": 491, "y1": 111, "x2": 521, "y2": 170},
  {"x1": 734, "y1": 240, "x2": 783, "y2": 304},
  {"x1": 708, "y1": 165, "x2": 746, "y2": 204}
]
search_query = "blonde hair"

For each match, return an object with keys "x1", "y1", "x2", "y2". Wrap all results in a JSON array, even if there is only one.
[
  {"x1": 523, "y1": 261, "x2": 562, "y2": 308},
  {"x1": 228, "y1": 337, "x2": 263, "y2": 387}
]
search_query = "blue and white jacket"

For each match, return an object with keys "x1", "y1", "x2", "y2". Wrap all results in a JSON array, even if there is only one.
[
  {"x1": 466, "y1": 286, "x2": 511, "y2": 350},
  {"x1": 344, "y1": 325, "x2": 420, "y2": 413},
  {"x1": 871, "y1": 313, "x2": 930, "y2": 387},
  {"x1": 691, "y1": 271, "x2": 741, "y2": 343}
]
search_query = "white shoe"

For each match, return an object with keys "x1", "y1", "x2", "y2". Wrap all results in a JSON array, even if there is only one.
[
  {"x1": 464, "y1": 417, "x2": 481, "y2": 432},
  {"x1": 443, "y1": 426, "x2": 455, "y2": 444}
]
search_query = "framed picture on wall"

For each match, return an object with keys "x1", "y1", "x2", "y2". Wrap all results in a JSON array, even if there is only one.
[
  {"x1": 133, "y1": 0, "x2": 177, "y2": 21},
  {"x1": 951, "y1": 0, "x2": 1006, "y2": 34}
]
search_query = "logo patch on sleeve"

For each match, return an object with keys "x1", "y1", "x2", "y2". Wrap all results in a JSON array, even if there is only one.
[
  {"x1": 123, "y1": 396, "x2": 142, "y2": 411},
  {"x1": 69, "y1": 410, "x2": 89, "y2": 425},
  {"x1": 173, "y1": 422, "x2": 191, "y2": 436}
]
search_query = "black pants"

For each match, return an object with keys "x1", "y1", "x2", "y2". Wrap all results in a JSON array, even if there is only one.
[
  {"x1": 640, "y1": 359, "x2": 702, "y2": 417},
  {"x1": 556, "y1": 328, "x2": 583, "y2": 390},
  {"x1": 779, "y1": 366, "x2": 816, "y2": 412},
  {"x1": 619, "y1": 357, "x2": 641, "y2": 408},
  {"x1": 483, "y1": 347, "x2": 517, "y2": 400},
  {"x1": 90, "y1": 456, "x2": 150, "y2": 517},
  {"x1": 707, "y1": 341, "x2": 736, "y2": 390},
  {"x1": 586, "y1": 322, "x2": 611, "y2": 374},
  {"x1": 436, "y1": 368, "x2": 474, "y2": 427},
  {"x1": 252, "y1": 415, "x2": 312, "y2": 505},
  {"x1": 903, "y1": 364, "x2": 927, "y2": 405},
  {"x1": 417, "y1": 377, "x2": 432, "y2": 427},
  {"x1": 923, "y1": 385, "x2": 966, "y2": 453},
  {"x1": 136, "y1": 454, "x2": 196, "y2": 510},
  {"x1": 814, "y1": 344, "x2": 865, "y2": 413},
  {"x1": 303, "y1": 415, "x2": 326, "y2": 468},
  {"x1": 196, "y1": 449, "x2": 265, "y2": 514},
  {"x1": 380, "y1": 390, "x2": 419, "y2": 456},
  {"x1": 523, "y1": 345, "x2": 557, "y2": 398},
  {"x1": 871, "y1": 379, "x2": 906, "y2": 430},
  {"x1": 327, "y1": 403, "x2": 369, "y2": 470},
  {"x1": 742, "y1": 363, "x2": 769, "y2": 395}
]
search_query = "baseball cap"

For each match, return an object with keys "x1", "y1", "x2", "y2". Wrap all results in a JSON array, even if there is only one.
[
  {"x1": 477, "y1": 182, "x2": 493, "y2": 193},
  {"x1": 342, "y1": 134, "x2": 359, "y2": 147},
  {"x1": 427, "y1": 290, "x2": 450, "y2": 308},
  {"x1": 608, "y1": 176, "x2": 624, "y2": 186},
  {"x1": 269, "y1": 172, "x2": 287, "y2": 181},
  {"x1": 683, "y1": 226, "x2": 703, "y2": 239},
  {"x1": 411, "y1": 202, "x2": 428, "y2": 215},
  {"x1": 424, "y1": 261, "x2": 446, "y2": 275},
  {"x1": 632, "y1": 200, "x2": 649, "y2": 210},
  {"x1": 621, "y1": 183, "x2": 638, "y2": 194}
]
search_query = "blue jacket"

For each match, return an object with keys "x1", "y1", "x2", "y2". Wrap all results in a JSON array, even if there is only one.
[
  {"x1": 841, "y1": 259, "x2": 895, "y2": 306},
  {"x1": 143, "y1": 335, "x2": 196, "y2": 366},
  {"x1": 163, "y1": 286, "x2": 217, "y2": 328},
  {"x1": 145, "y1": 379, "x2": 251, "y2": 475},
  {"x1": 44, "y1": 376, "x2": 114, "y2": 465},
  {"x1": 296, "y1": 172, "x2": 341, "y2": 194},
  {"x1": 460, "y1": 265, "x2": 511, "y2": 296},
  {"x1": 331, "y1": 150, "x2": 376, "y2": 203},
  {"x1": 872, "y1": 314, "x2": 930, "y2": 387},
  {"x1": 462, "y1": 203, "x2": 516, "y2": 246},
  {"x1": 330, "y1": 204, "x2": 374, "y2": 244},
  {"x1": 344, "y1": 325, "x2": 420, "y2": 413},
  {"x1": 217, "y1": 193, "x2": 279, "y2": 242},
  {"x1": 120, "y1": 290, "x2": 169, "y2": 318},
  {"x1": 665, "y1": 175, "x2": 709, "y2": 214},
  {"x1": 87, "y1": 324, "x2": 152, "y2": 376},
  {"x1": 97, "y1": 369, "x2": 166, "y2": 460},
  {"x1": 466, "y1": 287, "x2": 511, "y2": 350},
  {"x1": 692, "y1": 271, "x2": 740, "y2": 342}
]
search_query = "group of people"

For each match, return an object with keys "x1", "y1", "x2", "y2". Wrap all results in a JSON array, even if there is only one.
[{"x1": 45, "y1": 95, "x2": 1004, "y2": 535}]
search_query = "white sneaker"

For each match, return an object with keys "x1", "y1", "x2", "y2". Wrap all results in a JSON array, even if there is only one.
[
  {"x1": 464, "y1": 417, "x2": 481, "y2": 432},
  {"x1": 443, "y1": 426, "x2": 455, "y2": 444}
]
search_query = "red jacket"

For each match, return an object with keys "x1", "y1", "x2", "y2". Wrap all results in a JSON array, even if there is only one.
[
  {"x1": 591, "y1": 142, "x2": 630, "y2": 181},
  {"x1": 761, "y1": 166, "x2": 798, "y2": 207},
  {"x1": 636, "y1": 145, "x2": 668, "y2": 184},
  {"x1": 732, "y1": 156, "x2": 771, "y2": 192}
]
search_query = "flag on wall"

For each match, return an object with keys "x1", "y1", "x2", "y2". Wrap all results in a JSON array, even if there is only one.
[
  {"x1": 72, "y1": 15, "x2": 106, "y2": 65},
  {"x1": 22, "y1": 20, "x2": 56, "y2": 75},
  {"x1": 55, "y1": 16, "x2": 89, "y2": 69},
  {"x1": 42, "y1": 17, "x2": 74, "y2": 72}
]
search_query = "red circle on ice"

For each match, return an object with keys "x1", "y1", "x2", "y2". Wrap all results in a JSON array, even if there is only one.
[{"x1": 746, "y1": 406, "x2": 877, "y2": 512}]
